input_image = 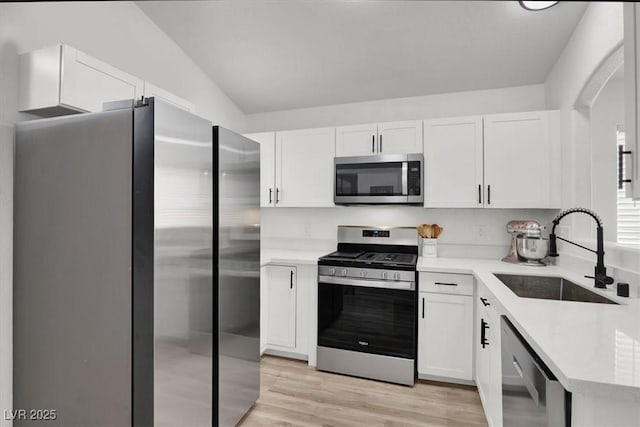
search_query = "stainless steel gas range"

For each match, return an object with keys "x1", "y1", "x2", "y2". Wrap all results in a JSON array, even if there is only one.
[{"x1": 317, "y1": 226, "x2": 418, "y2": 386}]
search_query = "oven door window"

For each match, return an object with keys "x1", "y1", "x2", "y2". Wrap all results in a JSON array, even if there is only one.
[
  {"x1": 317, "y1": 282, "x2": 415, "y2": 359},
  {"x1": 336, "y1": 162, "x2": 403, "y2": 197}
]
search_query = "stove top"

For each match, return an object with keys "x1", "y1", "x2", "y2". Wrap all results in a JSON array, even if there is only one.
[
  {"x1": 320, "y1": 226, "x2": 419, "y2": 270},
  {"x1": 320, "y1": 250, "x2": 417, "y2": 268}
]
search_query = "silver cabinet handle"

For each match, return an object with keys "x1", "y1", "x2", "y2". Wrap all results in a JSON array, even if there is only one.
[
  {"x1": 276, "y1": 188, "x2": 280, "y2": 204},
  {"x1": 434, "y1": 282, "x2": 458, "y2": 286},
  {"x1": 379, "y1": 134, "x2": 382, "y2": 152},
  {"x1": 269, "y1": 188, "x2": 273, "y2": 204},
  {"x1": 372, "y1": 135, "x2": 375, "y2": 153}
]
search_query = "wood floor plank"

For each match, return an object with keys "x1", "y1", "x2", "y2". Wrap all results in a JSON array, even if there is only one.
[{"x1": 239, "y1": 355, "x2": 488, "y2": 427}]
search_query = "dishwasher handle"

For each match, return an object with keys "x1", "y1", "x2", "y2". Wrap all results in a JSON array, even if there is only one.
[{"x1": 512, "y1": 355, "x2": 540, "y2": 407}]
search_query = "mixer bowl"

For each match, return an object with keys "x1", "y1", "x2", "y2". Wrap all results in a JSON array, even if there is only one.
[{"x1": 516, "y1": 237, "x2": 549, "y2": 261}]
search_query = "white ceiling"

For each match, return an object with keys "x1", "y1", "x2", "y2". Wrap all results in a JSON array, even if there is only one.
[{"x1": 137, "y1": 1, "x2": 588, "y2": 114}]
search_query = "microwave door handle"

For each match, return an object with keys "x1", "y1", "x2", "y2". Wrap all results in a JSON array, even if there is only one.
[{"x1": 402, "y1": 161, "x2": 408, "y2": 195}]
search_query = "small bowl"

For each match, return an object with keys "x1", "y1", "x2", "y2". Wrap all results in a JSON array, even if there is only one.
[{"x1": 516, "y1": 237, "x2": 549, "y2": 261}]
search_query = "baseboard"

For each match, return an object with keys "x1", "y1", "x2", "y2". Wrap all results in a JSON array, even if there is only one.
[
  {"x1": 418, "y1": 373, "x2": 476, "y2": 387},
  {"x1": 263, "y1": 347, "x2": 308, "y2": 361}
]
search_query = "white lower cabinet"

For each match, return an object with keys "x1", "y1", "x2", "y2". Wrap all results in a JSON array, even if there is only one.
[
  {"x1": 265, "y1": 265, "x2": 297, "y2": 348},
  {"x1": 418, "y1": 272, "x2": 474, "y2": 383},
  {"x1": 475, "y1": 281, "x2": 503, "y2": 427},
  {"x1": 261, "y1": 262, "x2": 317, "y2": 362},
  {"x1": 418, "y1": 292, "x2": 473, "y2": 381}
]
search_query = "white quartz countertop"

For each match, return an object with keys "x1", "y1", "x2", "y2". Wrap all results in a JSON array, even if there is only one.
[
  {"x1": 260, "y1": 249, "x2": 326, "y2": 266},
  {"x1": 418, "y1": 257, "x2": 640, "y2": 400}
]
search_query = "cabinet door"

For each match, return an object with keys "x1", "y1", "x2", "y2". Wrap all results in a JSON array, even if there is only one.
[
  {"x1": 476, "y1": 295, "x2": 493, "y2": 426},
  {"x1": 335, "y1": 123, "x2": 378, "y2": 157},
  {"x1": 244, "y1": 132, "x2": 276, "y2": 207},
  {"x1": 275, "y1": 128, "x2": 335, "y2": 207},
  {"x1": 60, "y1": 45, "x2": 144, "y2": 113},
  {"x1": 484, "y1": 111, "x2": 559, "y2": 208},
  {"x1": 266, "y1": 265, "x2": 296, "y2": 348},
  {"x1": 487, "y1": 304, "x2": 503, "y2": 427},
  {"x1": 143, "y1": 82, "x2": 194, "y2": 113},
  {"x1": 378, "y1": 120, "x2": 423, "y2": 154},
  {"x1": 625, "y1": 3, "x2": 640, "y2": 200},
  {"x1": 424, "y1": 116, "x2": 484, "y2": 208},
  {"x1": 418, "y1": 292, "x2": 473, "y2": 381}
]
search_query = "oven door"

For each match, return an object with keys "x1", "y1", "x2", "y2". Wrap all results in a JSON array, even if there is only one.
[
  {"x1": 317, "y1": 275, "x2": 416, "y2": 359},
  {"x1": 334, "y1": 154, "x2": 423, "y2": 204}
]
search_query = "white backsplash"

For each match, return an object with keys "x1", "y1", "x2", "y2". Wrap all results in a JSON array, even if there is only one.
[{"x1": 261, "y1": 206, "x2": 559, "y2": 259}]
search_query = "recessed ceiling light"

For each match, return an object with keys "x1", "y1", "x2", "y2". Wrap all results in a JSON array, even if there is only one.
[{"x1": 519, "y1": 1, "x2": 559, "y2": 11}]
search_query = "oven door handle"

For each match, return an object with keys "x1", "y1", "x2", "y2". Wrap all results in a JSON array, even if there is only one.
[{"x1": 319, "y1": 275, "x2": 415, "y2": 291}]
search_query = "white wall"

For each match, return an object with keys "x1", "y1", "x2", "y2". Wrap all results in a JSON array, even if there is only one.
[
  {"x1": 262, "y1": 207, "x2": 558, "y2": 260},
  {"x1": 542, "y1": 2, "x2": 640, "y2": 285},
  {"x1": 0, "y1": 2, "x2": 246, "y2": 424},
  {"x1": 246, "y1": 84, "x2": 545, "y2": 132},
  {"x1": 590, "y1": 76, "x2": 624, "y2": 241},
  {"x1": 545, "y1": 3, "x2": 623, "y2": 111}
]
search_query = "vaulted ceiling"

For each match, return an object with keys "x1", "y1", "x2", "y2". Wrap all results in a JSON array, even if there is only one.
[{"x1": 137, "y1": 1, "x2": 588, "y2": 114}]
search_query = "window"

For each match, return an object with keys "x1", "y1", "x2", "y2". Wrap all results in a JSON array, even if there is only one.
[{"x1": 617, "y1": 127, "x2": 640, "y2": 245}]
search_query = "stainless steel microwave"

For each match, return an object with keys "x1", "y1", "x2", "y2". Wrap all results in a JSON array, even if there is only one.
[{"x1": 334, "y1": 154, "x2": 424, "y2": 205}]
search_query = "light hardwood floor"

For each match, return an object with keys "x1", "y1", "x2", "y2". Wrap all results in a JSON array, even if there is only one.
[{"x1": 239, "y1": 355, "x2": 488, "y2": 427}]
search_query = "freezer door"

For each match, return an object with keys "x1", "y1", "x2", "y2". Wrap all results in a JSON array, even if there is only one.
[
  {"x1": 14, "y1": 109, "x2": 133, "y2": 426},
  {"x1": 152, "y1": 99, "x2": 214, "y2": 426},
  {"x1": 214, "y1": 126, "x2": 261, "y2": 427}
]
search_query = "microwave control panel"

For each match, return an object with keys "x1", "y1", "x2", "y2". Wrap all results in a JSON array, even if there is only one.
[{"x1": 408, "y1": 161, "x2": 421, "y2": 195}]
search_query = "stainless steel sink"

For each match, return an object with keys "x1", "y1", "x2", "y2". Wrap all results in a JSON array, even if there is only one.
[{"x1": 494, "y1": 274, "x2": 618, "y2": 304}]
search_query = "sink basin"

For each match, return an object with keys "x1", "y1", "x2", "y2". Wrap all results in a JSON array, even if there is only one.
[{"x1": 494, "y1": 274, "x2": 618, "y2": 304}]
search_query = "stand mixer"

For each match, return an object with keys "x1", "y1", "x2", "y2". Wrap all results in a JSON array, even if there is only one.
[{"x1": 502, "y1": 220, "x2": 548, "y2": 266}]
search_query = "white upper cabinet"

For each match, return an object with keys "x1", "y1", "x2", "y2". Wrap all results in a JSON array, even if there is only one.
[
  {"x1": 424, "y1": 111, "x2": 560, "y2": 209},
  {"x1": 244, "y1": 132, "x2": 276, "y2": 207},
  {"x1": 335, "y1": 123, "x2": 378, "y2": 156},
  {"x1": 624, "y1": 3, "x2": 640, "y2": 200},
  {"x1": 19, "y1": 44, "x2": 144, "y2": 117},
  {"x1": 143, "y1": 82, "x2": 194, "y2": 113},
  {"x1": 378, "y1": 120, "x2": 423, "y2": 155},
  {"x1": 275, "y1": 127, "x2": 335, "y2": 207},
  {"x1": 335, "y1": 120, "x2": 422, "y2": 156},
  {"x1": 424, "y1": 116, "x2": 483, "y2": 208},
  {"x1": 484, "y1": 111, "x2": 560, "y2": 209}
]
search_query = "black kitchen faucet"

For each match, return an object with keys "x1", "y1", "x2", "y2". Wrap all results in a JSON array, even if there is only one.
[{"x1": 548, "y1": 208, "x2": 615, "y2": 289}]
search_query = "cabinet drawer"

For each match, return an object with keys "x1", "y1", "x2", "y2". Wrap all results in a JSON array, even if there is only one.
[{"x1": 420, "y1": 272, "x2": 474, "y2": 296}]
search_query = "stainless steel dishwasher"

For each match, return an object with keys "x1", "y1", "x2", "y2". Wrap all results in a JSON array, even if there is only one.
[{"x1": 501, "y1": 317, "x2": 571, "y2": 427}]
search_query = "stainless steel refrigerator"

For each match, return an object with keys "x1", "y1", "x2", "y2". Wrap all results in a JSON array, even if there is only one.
[{"x1": 13, "y1": 98, "x2": 260, "y2": 427}]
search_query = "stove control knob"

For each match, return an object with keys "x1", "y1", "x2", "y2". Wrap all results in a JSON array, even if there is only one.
[
  {"x1": 329, "y1": 268, "x2": 336, "y2": 276},
  {"x1": 382, "y1": 271, "x2": 387, "y2": 280},
  {"x1": 360, "y1": 270, "x2": 367, "y2": 278},
  {"x1": 394, "y1": 272, "x2": 400, "y2": 281},
  {"x1": 341, "y1": 269, "x2": 347, "y2": 276}
]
